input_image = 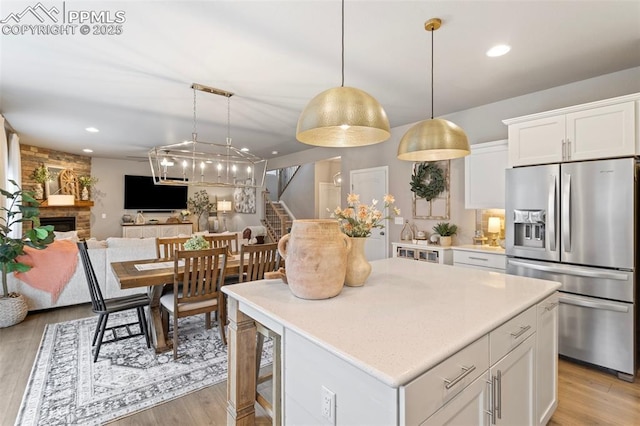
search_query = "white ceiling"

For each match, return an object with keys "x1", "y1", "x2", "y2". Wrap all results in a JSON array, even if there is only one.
[{"x1": 1, "y1": 1, "x2": 639, "y2": 162}]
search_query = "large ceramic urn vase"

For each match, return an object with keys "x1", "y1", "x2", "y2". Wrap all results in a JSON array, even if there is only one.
[{"x1": 278, "y1": 220, "x2": 351, "y2": 300}]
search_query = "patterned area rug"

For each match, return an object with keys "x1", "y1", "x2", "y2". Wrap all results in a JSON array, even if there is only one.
[{"x1": 16, "y1": 312, "x2": 272, "y2": 425}]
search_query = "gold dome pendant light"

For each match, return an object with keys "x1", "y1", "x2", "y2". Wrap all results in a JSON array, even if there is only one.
[
  {"x1": 397, "y1": 18, "x2": 470, "y2": 161},
  {"x1": 296, "y1": 0, "x2": 390, "y2": 147}
]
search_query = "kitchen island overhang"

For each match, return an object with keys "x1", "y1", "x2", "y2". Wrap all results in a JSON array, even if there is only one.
[{"x1": 223, "y1": 257, "x2": 561, "y2": 424}]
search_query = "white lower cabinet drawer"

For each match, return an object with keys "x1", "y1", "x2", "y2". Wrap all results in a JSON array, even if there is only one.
[
  {"x1": 453, "y1": 250, "x2": 506, "y2": 270},
  {"x1": 400, "y1": 335, "x2": 489, "y2": 425},
  {"x1": 421, "y1": 371, "x2": 491, "y2": 425},
  {"x1": 490, "y1": 305, "x2": 537, "y2": 364}
]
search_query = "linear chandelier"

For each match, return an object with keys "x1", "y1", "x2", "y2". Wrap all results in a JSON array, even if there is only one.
[{"x1": 149, "y1": 83, "x2": 267, "y2": 188}]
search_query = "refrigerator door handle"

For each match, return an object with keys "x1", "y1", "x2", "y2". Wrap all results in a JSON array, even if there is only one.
[
  {"x1": 507, "y1": 259, "x2": 629, "y2": 281},
  {"x1": 558, "y1": 294, "x2": 629, "y2": 313},
  {"x1": 548, "y1": 177, "x2": 557, "y2": 252},
  {"x1": 562, "y1": 173, "x2": 571, "y2": 252}
]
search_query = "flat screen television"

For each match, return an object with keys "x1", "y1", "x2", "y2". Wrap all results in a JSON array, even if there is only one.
[{"x1": 124, "y1": 175, "x2": 188, "y2": 211}]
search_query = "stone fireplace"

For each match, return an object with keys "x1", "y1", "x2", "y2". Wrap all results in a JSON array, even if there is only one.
[{"x1": 21, "y1": 144, "x2": 92, "y2": 239}]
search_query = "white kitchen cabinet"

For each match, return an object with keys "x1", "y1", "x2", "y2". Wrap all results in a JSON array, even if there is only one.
[
  {"x1": 465, "y1": 140, "x2": 508, "y2": 209},
  {"x1": 392, "y1": 242, "x2": 453, "y2": 265},
  {"x1": 491, "y1": 334, "x2": 536, "y2": 425},
  {"x1": 536, "y1": 293, "x2": 559, "y2": 426},
  {"x1": 452, "y1": 246, "x2": 506, "y2": 273},
  {"x1": 121, "y1": 223, "x2": 193, "y2": 238},
  {"x1": 285, "y1": 329, "x2": 398, "y2": 426},
  {"x1": 504, "y1": 94, "x2": 638, "y2": 167},
  {"x1": 507, "y1": 115, "x2": 565, "y2": 166},
  {"x1": 422, "y1": 371, "x2": 492, "y2": 425},
  {"x1": 402, "y1": 335, "x2": 489, "y2": 424}
]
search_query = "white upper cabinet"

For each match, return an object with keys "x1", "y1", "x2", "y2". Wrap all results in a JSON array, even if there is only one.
[
  {"x1": 567, "y1": 102, "x2": 635, "y2": 161},
  {"x1": 504, "y1": 94, "x2": 639, "y2": 167},
  {"x1": 465, "y1": 140, "x2": 508, "y2": 209}
]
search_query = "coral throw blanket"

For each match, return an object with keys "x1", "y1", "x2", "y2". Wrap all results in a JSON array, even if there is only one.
[{"x1": 15, "y1": 240, "x2": 79, "y2": 303}]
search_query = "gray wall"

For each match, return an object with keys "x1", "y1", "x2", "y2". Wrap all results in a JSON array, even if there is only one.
[
  {"x1": 279, "y1": 162, "x2": 315, "y2": 219},
  {"x1": 90, "y1": 158, "x2": 263, "y2": 240},
  {"x1": 90, "y1": 67, "x2": 640, "y2": 242},
  {"x1": 266, "y1": 66, "x2": 640, "y2": 247}
]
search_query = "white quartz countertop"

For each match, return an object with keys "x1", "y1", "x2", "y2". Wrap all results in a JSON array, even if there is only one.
[{"x1": 223, "y1": 257, "x2": 559, "y2": 388}]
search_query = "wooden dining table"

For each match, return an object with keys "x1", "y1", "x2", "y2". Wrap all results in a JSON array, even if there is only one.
[{"x1": 110, "y1": 254, "x2": 243, "y2": 353}]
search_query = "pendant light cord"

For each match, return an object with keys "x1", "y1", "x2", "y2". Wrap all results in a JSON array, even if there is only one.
[
  {"x1": 192, "y1": 87, "x2": 198, "y2": 141},
  {"x1": 226, "y1": 95, "x2": 231, "y2": 145},
  {"x1": 430, "y1": 26, "x2": 434, "y2": 120},
  {"x1": 341, "y1": 0, "x2": 345, "y2": 87}
]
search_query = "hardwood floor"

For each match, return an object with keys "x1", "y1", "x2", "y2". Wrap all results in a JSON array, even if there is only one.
[{"x1": 1, "y1": 306, "x2": 639, "y2": 425}]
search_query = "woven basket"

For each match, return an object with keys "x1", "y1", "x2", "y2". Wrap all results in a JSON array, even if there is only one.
[{"x1": 0, "y1": 294, "x2": 28, "y2": 328}]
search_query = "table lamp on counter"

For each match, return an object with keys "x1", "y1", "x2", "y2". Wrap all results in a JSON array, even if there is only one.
[
  {"x1": 488, "y1": 217, "x2": 501, "y2": 247},
  {"x1": 217, "y1": 200, "x2": 232, "y2": 232}
]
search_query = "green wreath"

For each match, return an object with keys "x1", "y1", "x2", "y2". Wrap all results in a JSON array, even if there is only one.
[{"x1": 410, "y1": 162, "x2": 446, "y2": 201}]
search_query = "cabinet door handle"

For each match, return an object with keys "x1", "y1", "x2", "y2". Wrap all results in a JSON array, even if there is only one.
[
  {"x1": 468, "y1": 256, "x2": 489, "y2": 261},
  {"x1": 544, "y1": 302, "x2": 558, "y2": 311},
  {"x1": 485, "y1": 379, "x2": 495, "y2": 424},
  {"x1": 496, "y1": 370, "x2": 502, "y2": 420},
  {"x1": 561, "y1": 139, "x2": 566, "y2": 160},
  {"x1": 510, "y1": 324, "x2": 532, "y2": 338},
  {"x1": 491, "y1": 374, "x2": 498, "y2": 424},
  {"x1": 567, "y1": 138, "x2": 571, "y2": 160},
  {"x1": 444, "y1": 365, "x2": 476, "y2": 389}
]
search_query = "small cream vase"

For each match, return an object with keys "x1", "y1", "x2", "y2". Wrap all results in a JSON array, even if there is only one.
[
  {"x1": 278, "y1": 220, "x2": 351, "y2": 300},
  {"x1": 344, "y1": 237, "x2": 371, "y2": 287}
]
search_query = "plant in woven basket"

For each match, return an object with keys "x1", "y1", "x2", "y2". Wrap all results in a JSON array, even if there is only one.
[{"x1": 1, "y1": 180, "x2": 55, "y2": 299}]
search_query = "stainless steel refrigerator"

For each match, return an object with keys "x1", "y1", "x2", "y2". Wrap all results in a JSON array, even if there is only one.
[{"x1": 505, "y1": 157, "x2": 637, "y2": 381}]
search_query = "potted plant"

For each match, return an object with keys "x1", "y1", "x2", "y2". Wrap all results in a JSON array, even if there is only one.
[
  {"x1": 187, "y1": 190, "x2": 214, "y2": 232},
  {"x1": 78, "y1": 175, "x2": 98, "y2": 200},
  {"x1": 0, "y1": 180, "x2": 55, "y2": 327},
  {"x1": 432, "y1": 222, "x2": 458, "y2": 247},
  {"x1": 30, "y1": 163, "x2": 52, "y2": 200}
]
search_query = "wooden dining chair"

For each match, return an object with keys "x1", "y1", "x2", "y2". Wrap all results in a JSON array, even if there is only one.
[
  {"x1": 159, "y1": 247, "x2": 228, "y2": 359},
  {"x1": 204, "y1": 233, "x2": 239, "y2": 255},
  {"x1": 238, "y1": 243, "x2": 282, "y2": 424},
  {"x1": 77, "y1": 241, "x2": 151, "y2": 362},
  {"x1": 156, "y1": 236, "x2": 190, "y2": 260},
  {"x1": 238, "y1": 243, "x2": 280, "y2": 283}
]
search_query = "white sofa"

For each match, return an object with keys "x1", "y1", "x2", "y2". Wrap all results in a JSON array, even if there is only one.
[
  {"x1": 8, "y1": 232, "x2": 248, "y2": 311},
  {"x1": 8, "y1": 237, "x2": 156, "y2": 311}
]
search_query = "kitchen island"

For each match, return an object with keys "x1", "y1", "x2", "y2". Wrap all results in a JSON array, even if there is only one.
[{"x1": 223, "y1": 257, "x2": 561, "y2": 425}]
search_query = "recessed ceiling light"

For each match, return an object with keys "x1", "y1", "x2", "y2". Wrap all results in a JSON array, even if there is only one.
[
  {"x1": 486, "y1": 44, "x2": 511, "y2": 57},
  {"x1": 85, "y1": 127, "x2": 100, "y2": 133},
  {"x1": 271, "y1": 151, "x2": 279, "y2": 155},
  {"x1": 240, "y1": 147, "x2": 249, "y2": 152},
  {"x1": 82, "y1": 148, "x2": 93, "y2": 153}
]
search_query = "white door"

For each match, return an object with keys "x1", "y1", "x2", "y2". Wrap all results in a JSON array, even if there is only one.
[
  {"x1": 350, "y1": 166, "x2": 388, "y2": 260},
  {"x1": 318, "y1": 182, "x2": 341, "y2": 219}
]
